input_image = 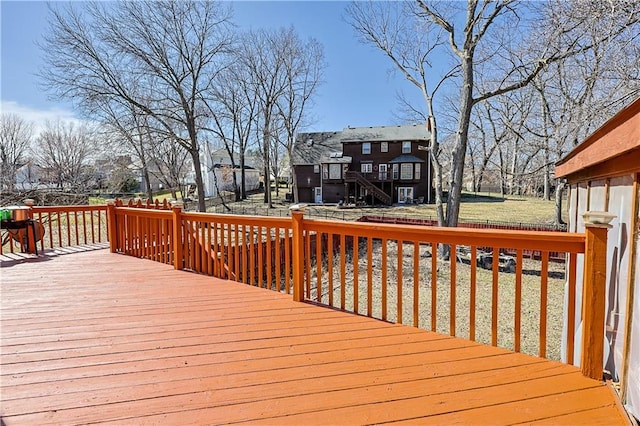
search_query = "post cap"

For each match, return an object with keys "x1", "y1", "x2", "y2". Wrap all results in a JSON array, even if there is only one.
[
  {"x1": 289, "y1": 203, "x2": 307, "y2": 212},
  {"x1": 582, "y1": 211, "x2": 616, "y2": 226},
  {"x1": 170, "y1": 200, "x2": 184, "y2": 208},
  {"x1": 106, "y1": 199, "x2": 116, "y2": 206},
  {"x1": 23, "y1": 199, "x2": 35, "y2": 206}
]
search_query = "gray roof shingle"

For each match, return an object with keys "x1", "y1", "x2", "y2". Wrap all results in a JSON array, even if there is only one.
[{"x1": 293, "y1": 125, "x2": 430, "y2": 166}]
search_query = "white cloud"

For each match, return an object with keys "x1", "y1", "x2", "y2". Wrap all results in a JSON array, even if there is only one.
[{"x1": 1, "y1": 100, "x2": 85, "y2": 136}]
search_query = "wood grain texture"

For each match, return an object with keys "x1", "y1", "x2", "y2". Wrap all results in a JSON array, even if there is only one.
[{"x1": 0, "y1": 250, "x2": 627, "y2": 425}]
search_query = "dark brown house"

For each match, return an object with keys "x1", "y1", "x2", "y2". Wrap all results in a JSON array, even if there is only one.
[{"x1": 292, "y1": 125, "x2": 432, "y2": 205}]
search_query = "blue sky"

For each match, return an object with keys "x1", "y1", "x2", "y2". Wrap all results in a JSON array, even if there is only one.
[{"x1": 1, "y1": 1, "x2": 425, "y2": 134}]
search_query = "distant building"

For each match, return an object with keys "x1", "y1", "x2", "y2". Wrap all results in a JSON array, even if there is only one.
[
  {"x1": 200, "y1": 147, "x2": 260, "y2": 198},
  {"x1": 292, "y1": 125, "x2": 432, "y2": 205}
]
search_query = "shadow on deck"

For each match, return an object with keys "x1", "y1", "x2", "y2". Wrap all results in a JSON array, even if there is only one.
[{"x1": 0, "y1": 250, "x2": 628, "y2": 425}]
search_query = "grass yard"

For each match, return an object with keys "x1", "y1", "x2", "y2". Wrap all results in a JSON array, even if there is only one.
[{"x1": 210, "y1": 190, "x2": 567, "y2": 227}]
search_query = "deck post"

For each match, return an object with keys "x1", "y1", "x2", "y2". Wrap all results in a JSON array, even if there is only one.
[
  {"x1": 581, "y1": 212, "x2": 614, "y2": 380},
  {"x1": 171, "y1": 201, "x2": 184, "y2": 270},
  {"x1": 291, "y1": 207, "x2": 305, "y2": 302},
  {"x1": 106, "y1": 200, "x2": 118, "y2": 253}
]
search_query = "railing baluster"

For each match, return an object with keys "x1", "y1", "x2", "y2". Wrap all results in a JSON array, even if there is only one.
[
  {"x1": 353, "y1": 235, "x2": 359, "y2": 314},
  {"x1": 367, "y1": 237, "x2": 373, "y2": 317},
  {"x1": 305, "y1": 230, "x2": 311, "y2": 297},
  {"x1": 82, "y1": 210, "x2": 88, "y2": 245},
  {"x1": 540, "y1": 251, "x2": 549, "y2": 358},
  {"x1": 90, "y1": 210, "x2": 95, "y2": 244},
  {"x1": 285, "y1": 228, "x2": 291, "y2": 294},
  {"x1": 316, "y1": 230, "x2": 322, "y2": 302},
  {"x1": 567, "y1": 252, "x2": 577, "y2": 364},
  {"x1": 470, "y1": 245, "x2": 477, "y2": 341},
  {"x1": 431, "y1": 242, "x2": 437, "y2": 332},
  {"x1": 450, "y1": 243, "x2": 457, "y2": 336},
  {"x1": 235, "y1": 224, "x2": 240, "y2": 280},
  {"x1": 413, "y1": 241, "x2": 419, "y2": 328},
  {"x1": 340, "y1": 234, "x2": 346, "y2": 311},
  {"x1": 328, "y1": 233, "x2": 334, "y2": 306},
  {"x1": 226, "y1": 223, "x2": 232, "y2": 279},
  {"x1": 57, "y1": 211, "x2": 62, "y2": 248},
  {"x1": 515, "y1": 248, "x2": 523, "y2": 352},
  {"x1": 257, "y1": 226, "x2": 264, "y2": 286},
  {"x1": 491, "y1": 246, "x2": 499, "y2": 346},
  {"x1": 397, "y1": 239, "x2": 403, "y2": 325},
  {"x1": 213, "y1": 222, "x2": 219, "y2": 277},
  {"x1": 249, "y1": 225, "x2": 255, "y2": 285},
  {"x1": 66, "y1": 211, "x2": 71, "y2": 247},
  {"x1": 381, "y1": 238, "x2": 388, "y2": 321},
  {"x1": 275, "y1": 227, "x2": 281, "y2": 290},
  {"x1": 74, "y1": 211, "x2": 79, "y2": 246}
]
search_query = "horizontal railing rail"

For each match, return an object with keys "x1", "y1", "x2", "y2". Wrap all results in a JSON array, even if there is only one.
[{"x1": 107, "y1": 202, "x2": 608, "y2": 381}]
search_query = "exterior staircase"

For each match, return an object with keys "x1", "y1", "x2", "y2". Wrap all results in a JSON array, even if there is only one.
[{"x1": 344, "y1": 171, "x2": 392, "y2": 205}]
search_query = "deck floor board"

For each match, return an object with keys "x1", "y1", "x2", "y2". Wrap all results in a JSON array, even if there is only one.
[{"x1": 1, "y1": 250, "x2": 628, "y2": 425}]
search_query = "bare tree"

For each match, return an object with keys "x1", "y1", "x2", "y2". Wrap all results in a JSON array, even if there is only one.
[
  {"x1": 147, "y1": 135, "x2": 191, "y2": 201},
  {"x1": 33, "y1": 120, "x2": 97, "y2": 191},
  {"x1": 0, "y1": 114, "x2": 33, "y2": 192},
  {"x1": 275, "y1": 34, "x2": 325, "y2": 203},
  {"x1": 348, "y1": 0, "x2": 640, "y2": 227},
  {"x1": 96, "y1": 99, "x2": 156, "y2": 201},
  {"x1": 40, "y1": 1, "x2": 234, "y2": 211},
  {"x1": 205, "y1": 65, "x2": 259, "y2": 202},
  {"x1": 238, "y1": 27, "x2": 302, "y2": 208}
]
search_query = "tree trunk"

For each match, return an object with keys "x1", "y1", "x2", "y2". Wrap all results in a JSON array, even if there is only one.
[
  {"x1": 190, "y1": 148, "x2": 206, "y2": 212},
  {"x1": 240, "y1": 153, "x2": 246, "y2": 200},
  {"x1": 292, "y1": 168, "x2": 299, "y2": 203},
  {"x1": 446, "y1": 57, "x2": 474, "y2": 228},
  {"x1": 554, "y1": 179, "x2": 566, "y2": 226}
]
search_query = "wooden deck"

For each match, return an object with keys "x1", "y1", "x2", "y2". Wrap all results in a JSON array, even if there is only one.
[{"x1": 1, "y1": 250, "x2": 629, "y2": 425}]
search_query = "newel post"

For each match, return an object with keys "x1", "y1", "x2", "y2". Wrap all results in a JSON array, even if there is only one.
[
  {"x1": 171, "y1": 201, "x2": 184, "y2": 270},
  {"x1": 291, "y1": 205, "x2": 306, "y2": 302},
  {"x1": 106, "y1": 199, "x2": 118, "y2": 253},
  {"x1": 581, "y1": 211, "x2": 615, "y2": 380}
]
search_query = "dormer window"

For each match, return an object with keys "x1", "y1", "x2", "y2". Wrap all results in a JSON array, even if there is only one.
[
  {"x1": 402, "y1": 141, "x2": 411, "y2": 153},
  {"x1": 362, "y1": 142, "x2": 371, "y2": 154}
]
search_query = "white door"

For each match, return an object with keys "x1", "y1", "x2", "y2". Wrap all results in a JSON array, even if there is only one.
[
  {"x1": 314, "y1": 187, "x2": 322, "y2": 203},
  {"x1": 397, "y1": 187, "x2": 413, "y2": 203},
  {"x1": 379, "y1": 164, "x2": 388, "y2": 180}
]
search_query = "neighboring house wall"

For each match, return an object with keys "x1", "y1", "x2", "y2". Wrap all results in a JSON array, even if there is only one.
[
  {"x1": 556, "y1": 97, "x2": 640, "y2": 420},
  {"x1": 295, "y1": 164, "x2": 321, "y2": 203}
]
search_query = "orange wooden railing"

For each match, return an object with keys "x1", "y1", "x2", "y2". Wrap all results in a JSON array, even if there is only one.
[
  {"x1": 108, "y1": 201, "x2": 294, "y2": 294},
  {"x1": 1, "y1": 201, "x2": 108, "y2": 255},
  {"x1": 107, "y1": 203, "x2": 609, "y2": 381}
]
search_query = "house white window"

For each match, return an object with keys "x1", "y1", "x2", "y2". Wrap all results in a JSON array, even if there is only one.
[
  {"x1": 402, "y1": 141, "x2": 411, "y2": 153},
  {"x1": 400, "y1": 163, "x2": 413, "y2": 180},
  {"x1": 392, "y1": 163, "x2": 399, "y2": 180},
  {"x1": 322, "y1": 164, "x2": 328, "y2": 179},
  {"x1": 361, "y1": 162, "x2": 373, "y2": 173},
  {"x1": 329, "y1": 163, "x2": 342, "y2": 179},
  {"x1": 414, "y1": 163, "x2": 421, "y2": 180},
  {"x1": 381, "y1": 141, "x2": 388, "y2": 152},
  {"x1": 362, "y1": 142, "x2": 371, "y2": 154},
  {"x1": 314, "y1": 164, "x2": 319, "y2": 173}
]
